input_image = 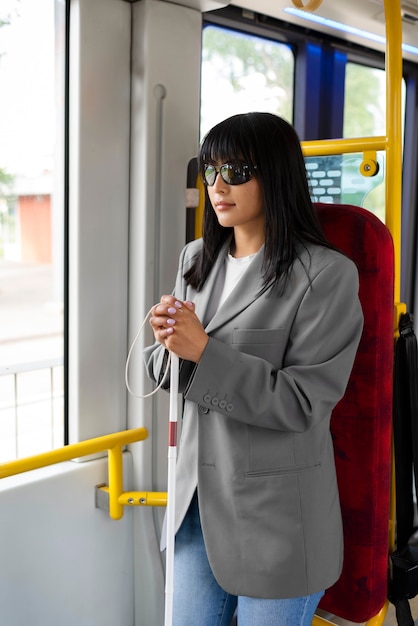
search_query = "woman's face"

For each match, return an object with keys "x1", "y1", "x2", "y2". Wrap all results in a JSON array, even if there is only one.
[{"x1": 206, "y1": 162, "x2": 264, "y2": 236}]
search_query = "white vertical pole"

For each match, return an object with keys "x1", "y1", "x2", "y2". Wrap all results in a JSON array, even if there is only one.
[{"x1": 164, "y1": 353, "x2": 179, "y2": 626}]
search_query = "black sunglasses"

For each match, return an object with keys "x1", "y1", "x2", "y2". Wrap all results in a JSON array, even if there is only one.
[{"x1": 203, "y1": 163, "x2": 257, "y2": 186}]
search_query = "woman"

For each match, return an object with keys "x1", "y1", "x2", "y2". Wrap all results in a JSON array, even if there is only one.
[{"x1": 144, "y1": 112, "x2": 363, "y2": 626}]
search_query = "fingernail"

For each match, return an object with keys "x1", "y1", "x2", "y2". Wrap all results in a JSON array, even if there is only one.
[
  {"x1": 186, "y1": 301, "x2": 193, "y2": 307},
  {"x1": 174, "y1": 301, "x2": 182, "y2": 308},
  {"x1": 168, "y1": 307, "x2": 177, "y2": 314},
  {"x1": 166, "y1": 327, "x2": 174, "y2": 335},
  {"x1": 167, "y1": 318, "x2": 176, "y2": 325}
]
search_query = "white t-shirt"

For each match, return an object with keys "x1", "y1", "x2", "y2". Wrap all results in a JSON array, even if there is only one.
[
  {"x1": 203, "y1": 251, "x2": 257, "y2": 325},
  {"x1": 218, "y1": 253, "x2": 257, "y2": 309}
]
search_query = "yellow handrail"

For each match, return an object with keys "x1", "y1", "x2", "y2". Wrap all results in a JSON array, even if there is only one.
[
  {"x1": 99, "y1": 485, "x2": 168, "y2": 507},
  {"x1": 0, "y1": 428, "x2": 151, "y2": 520},
  {"x1": 301, "y1": 135, "x2": 386, "y2": 156}
]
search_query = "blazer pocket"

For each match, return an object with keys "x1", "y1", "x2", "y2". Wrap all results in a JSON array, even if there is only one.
[
  {"x1": 244, "y1": 462, "x2": 321, "y2": 479},
  {"x1": 232, "y1": 328, "x2": 287, "y2": 367}
]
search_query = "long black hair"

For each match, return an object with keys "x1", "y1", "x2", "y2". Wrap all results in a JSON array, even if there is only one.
[{"x1": 184, "y1": 112, "x2": 335, "y2": 293}]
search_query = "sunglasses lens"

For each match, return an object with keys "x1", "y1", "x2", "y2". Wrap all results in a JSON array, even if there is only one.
[
  {"x1": 203, "y1": 163, "x2": 255, "y2": 186},
  {"x1": 221, "y1": 164, "x2": 247, "y2": 185},
  {"x1": 204, "y1": 165, "x2": 217, "y2": 186},
  {"x1": 220, "y1": 164, "x2": 235, "y2": 184}
]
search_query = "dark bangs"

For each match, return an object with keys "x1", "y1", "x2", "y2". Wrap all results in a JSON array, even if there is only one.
[{"x1": 199, "y1": 115, "x2": 256, "y2": 174}]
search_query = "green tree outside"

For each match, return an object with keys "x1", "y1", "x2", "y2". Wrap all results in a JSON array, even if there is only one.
[{"x1": 201, "y1": 25, "x2": 294, "y2": 138}]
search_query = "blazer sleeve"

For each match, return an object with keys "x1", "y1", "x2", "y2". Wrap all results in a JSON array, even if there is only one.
[{"x1": 184, "y1": 254, "x2": 364, "y2": 432}]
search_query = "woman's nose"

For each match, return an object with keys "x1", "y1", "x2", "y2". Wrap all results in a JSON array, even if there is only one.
[{"x1": 212, "y1": 171, "x2": 227, "y2": 191}]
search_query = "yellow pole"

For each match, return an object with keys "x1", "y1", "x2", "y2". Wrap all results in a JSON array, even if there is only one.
[
  {"x1": 108, "y1": 445, "x2": 124, "y2": 520},
  {"x1": 384, "y1": 0, "x2": 403, "y2": 563},
  {"x1": 384, "y1": 0, "x2": 403, "y2": 305}
]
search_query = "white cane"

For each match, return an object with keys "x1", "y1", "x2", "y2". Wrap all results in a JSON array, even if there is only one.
[
  {"x1": 164, "y1": 352, "x2": 179, "y2": 626},
  {"x1": 125, "y1": 310, "x2": 180, "y2": 626}
]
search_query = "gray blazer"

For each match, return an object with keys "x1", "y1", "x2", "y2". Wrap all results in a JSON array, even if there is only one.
[{"x1": 144, "y1": 237, "x2": 363, "y2": 599}]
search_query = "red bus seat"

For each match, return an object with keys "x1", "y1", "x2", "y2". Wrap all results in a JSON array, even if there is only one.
[{"x1": 315, "y1": 202, "x2": 394, "y2": 623}]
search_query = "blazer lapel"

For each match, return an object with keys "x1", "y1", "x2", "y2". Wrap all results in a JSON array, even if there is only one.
[
  {"x1": 204, "y1": 244, "x2": 265, "y2": 335},
  {"x1": 190, "y1": 239, "x2": 229, "y2": 325}
]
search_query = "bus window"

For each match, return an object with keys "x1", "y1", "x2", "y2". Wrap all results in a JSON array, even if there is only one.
[
  {"x1": 308, "y1": 63, "x2": 387, "y2": 219},
  {"x1": 305, "y1": 152, "x2": 385, "y2": 223},
  {"x1": 342, "y1": 61, "x2": 405, "y2": 220},
  {"x1": 344, "y1": 62, "x2": 386, "y2": 137},
  {"x1": 0, "y1": 0, "x2": 65, "y2": 460},
  {"x1": 201, "y1": 24, "x2": 294, "y2": 139}
]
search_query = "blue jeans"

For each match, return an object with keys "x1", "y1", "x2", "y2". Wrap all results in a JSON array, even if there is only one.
[{"x1": 173, "y1": 493, "x2": 324, "y2": 626}]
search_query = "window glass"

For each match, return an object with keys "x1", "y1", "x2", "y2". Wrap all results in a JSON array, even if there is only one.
[
  {"x1": 0, "y1": 0, "x2": 65, "y2": 461},
  {"x1": 305, "y1": 153, "x2": 385, "y2": 222},
  {"x1": 342, "y1": 63, "x2": 386, "y2": 219},
  {"x1": 201, "y1": 25, "x2": 294, "y2": 139},
  {"x1": 342, "y1": 62, "x2": 405, "y2": 221},
  {"x1": 344, "y1": 63, "x2": 386, "y2": 137}
]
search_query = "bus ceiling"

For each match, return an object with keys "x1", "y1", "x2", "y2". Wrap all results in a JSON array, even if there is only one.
[{"x1": 160, "y1": 0, "x2": 418, "y2": 63}]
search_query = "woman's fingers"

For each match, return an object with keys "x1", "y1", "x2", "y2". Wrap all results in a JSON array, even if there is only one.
[
  {"x1": 149, "y1": 297, "x2": 206, "y2": 360},
  {"x1": 150, "y1": 297, "x2": 193, "y2": 345}
]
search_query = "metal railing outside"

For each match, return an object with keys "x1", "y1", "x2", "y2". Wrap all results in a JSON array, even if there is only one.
[{"x1": 0, "y1": 358, "x2": 64, "y2": 462}]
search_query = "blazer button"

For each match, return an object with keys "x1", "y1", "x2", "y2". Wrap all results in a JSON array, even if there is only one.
[
  {"x1": 199, "y1": 405, "x2": 209, "y2": 414},
  {"x1": 203, "y1": 394, "x2": 211, "y2": 403},
  {"x1": 219, "y1": 400, "x2": 226, "y2": 409},
  {"x1": 211, "y1": 398, "x2": 219, "y2": 406},
  {"x1": 226, "y1": 403, "x2": 234, "y2": 412}
]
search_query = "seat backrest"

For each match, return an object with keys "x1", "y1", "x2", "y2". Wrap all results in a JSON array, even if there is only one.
[{"x1": 315, "y1": 203, "x2": 394, "y2": 623}]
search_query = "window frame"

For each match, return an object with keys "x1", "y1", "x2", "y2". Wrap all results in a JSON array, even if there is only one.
[{"x1": 203, "y1": 6, "x2": 418, "y2": 312}]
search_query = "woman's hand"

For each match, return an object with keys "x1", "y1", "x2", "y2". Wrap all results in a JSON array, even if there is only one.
[{"x1": 149, "y1": 296, "x2": 209, "y2": 363}]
